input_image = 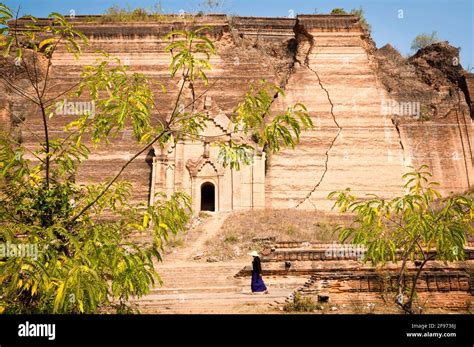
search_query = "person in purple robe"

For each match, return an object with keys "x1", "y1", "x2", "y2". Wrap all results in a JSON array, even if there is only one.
[{"x1": 248, "y1": 251, "x2": 268, "y2": 294}]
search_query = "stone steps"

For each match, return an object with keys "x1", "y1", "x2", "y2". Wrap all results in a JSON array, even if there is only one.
[
  {"x1": 129, "y1": 260, "x2": 304, "y2": 313},
  {"x1": 133, "y1": 288, "x2": 293, "y2": 314},
  {"x1": 150, "y1": 286, "x2": 240, "y2": 294}
]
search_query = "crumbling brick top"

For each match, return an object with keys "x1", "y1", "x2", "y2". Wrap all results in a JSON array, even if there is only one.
[
  {"x1": 11, "y1": 14, "x2": 363, "y2": 34},
  {"x1": 297, "y1": 14, "x2": 361, "y2": 30}
]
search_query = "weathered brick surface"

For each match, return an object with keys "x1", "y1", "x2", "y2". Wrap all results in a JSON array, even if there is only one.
[
  {"x1": 261, "y1": 243, "x2": 474, "y2": 262},
  {"x1": 237, "y1": 242, "x2": 474, "y2": 311},
  {"x1": 4, "y1": 14, "x2": 472, "y2": 210}
]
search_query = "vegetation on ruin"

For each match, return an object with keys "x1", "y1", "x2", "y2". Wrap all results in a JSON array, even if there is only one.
[
  {"x1": 0, "y1": 3, "x2": 312, "y2": 313},
  {"x1": 330, "y1": 7, "x2": 371, "y2": 32},
  {"x1": 410, "y1": 31, "x2": 440, "y2": 52},
  {"x1": 202, "y1": 210, "x2": 341, "y2": 261},
  {"x1": 88, "y1": 1, "x2": 225, "y2": 23},
  {"x1": 94, "y1": 3, "x2": 167, "y2": 23},
  {"x1": 283, "y1": 292, "x2": 318, "y2": 312},
  {"x1": 330, "y1": 8, "x2": 347, "y2": 15},
  {"x1": 329, "y1": 165, "x2": 473, "y2": 314}
]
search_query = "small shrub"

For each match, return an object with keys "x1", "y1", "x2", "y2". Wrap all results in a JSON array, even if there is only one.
[
  {"x1": 330, "y1": 8, "x2": 347, "y2": 14},
  {"x1": 286, "y1": 225, "x2": 297, "y2": 236},
  {"x1": 348, "y1": 294, "x2": 365, "y2": 314},
  {"x1": 350, "y1": 7, "x2": 371, "y2": 32},
  {"x1": 283, "y1": 292, "x2": 317, "y2": 312},
  {"x1": 224, "y1": 235, "x2": 238, "y2": 244},
  {"x1": 330, "y1": 7, "x2": 371, "y2": 32},
  {"x1": 198, "y1": 211, "x2": 211, "y2": 218},
  {"x1": 227, "y1": 14, "x2": 237, "y2": 29},
  {"x1": 418, "y1": 104, "x2": 432, "y2": 121},
  {"x1": 99, "y1": 4, "x2": 166, "y2": 23},
  {"x1": 411, "y1": 31, "x2": 440, "y2": 52}
]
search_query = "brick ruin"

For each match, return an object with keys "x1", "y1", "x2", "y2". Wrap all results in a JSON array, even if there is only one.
[
  {"x1": 2, "y1": 14, "x2": 472, "y2": 214},
  {"x1": 236, "y1": 241, "x2": 474, "y2": 312}
]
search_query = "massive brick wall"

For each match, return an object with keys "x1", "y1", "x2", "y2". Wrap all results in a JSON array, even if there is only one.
[
  {"x1": 4, "y1": 14, "x2": 473, "y2": 209},
  {"x1": 265, "y1": 16, "x2": 473, "y2": 209}
]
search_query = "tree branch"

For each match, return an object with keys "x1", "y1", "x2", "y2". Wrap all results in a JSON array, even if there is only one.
[{"x1": 68, "y1": 130, "x2": 169, "y2": 224}]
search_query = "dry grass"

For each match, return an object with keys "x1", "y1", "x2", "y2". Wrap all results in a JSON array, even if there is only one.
[{"x1": 204, "y1": 209, "x2": 348, "y2": 260}]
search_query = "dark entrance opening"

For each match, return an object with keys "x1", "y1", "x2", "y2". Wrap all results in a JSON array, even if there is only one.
[{"x1": 200, "y1": 182, "x2": 215, "y2": 211}]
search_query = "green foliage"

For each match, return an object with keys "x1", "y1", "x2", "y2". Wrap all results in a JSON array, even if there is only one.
[
  {"x1": 99, "y1": 3, "x2": 165, "y2": 23},
  {"x1": 350, "y1": 7, "x2": 371, "y2": 32},
  {"x1": 283, "y1": 292, "x2": 317, "y2": 312},
  {"x1": 330, "y1": 8, "x2": 347, "y2": 15},
  {"x1": 1, "y1": 126, "x2": 192, "y2": 313},
  {"x1": 0, "y1": 134, "x2": 29, "y2": 182},
  {"x1": 218, "y1": 80, "x2": 313, "y2": 169},
  {"x1": 217, "y1": 142, "x2": 254, "y2": 170},
  {"x1": 329, "y1": 165, "x2": 473, "y2": 313},
  {"x1": 0, "y1": 3, "x2": 12, "y2": 46},
  {"x1": 0, "y1": 5, "x2": 191, "y2": 314},
  {"x1": 0, "y1": 7, "x2": 88, "y2": 60},
  {"x1": 233, "y1": 79, "x2": 280, "y2": 133},
  {"x1": 411, "y1": 31, "x2": 440, "y2": 52},
  {"x1": 164, "y1": 27, "x2": 216, "y2": 85},
  {"x1": 330, "y1": 7, "x2": 371, "y2": 32},
  {"x1": 161, "y1": 26, "x2": 217, "y2": 143},
  {"x1": 263, "y1": 103, "x2": 312, "y2": 152},
  {"x1": 70, "y1": 54, "x2": 157, "y2": 145}
]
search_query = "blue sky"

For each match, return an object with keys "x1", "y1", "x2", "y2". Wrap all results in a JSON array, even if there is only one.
[{"x1": 4, "y1": 0, "x2": 474, "y2": 69}]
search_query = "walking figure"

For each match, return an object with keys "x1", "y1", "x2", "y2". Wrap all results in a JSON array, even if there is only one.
[{"x1": 248, "y1": 251, "x2": 268, "y2": 294}]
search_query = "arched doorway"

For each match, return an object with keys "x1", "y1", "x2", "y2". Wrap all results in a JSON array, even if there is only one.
[{"x1": 200, "y1": 182, "x2": 215, "y2": 211}]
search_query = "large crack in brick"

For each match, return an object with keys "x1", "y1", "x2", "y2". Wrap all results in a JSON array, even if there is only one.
[
  {"x1": 390, "y1": 116, "x2": 406, "y2": 164},
  {"x1": 293, "y1": 24, "x2": 342, "y2": 208}
]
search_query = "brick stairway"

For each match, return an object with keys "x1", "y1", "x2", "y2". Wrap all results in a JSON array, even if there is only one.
[{"x1": 131, "y1": 262, "x2": 306, "y2": 314}]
